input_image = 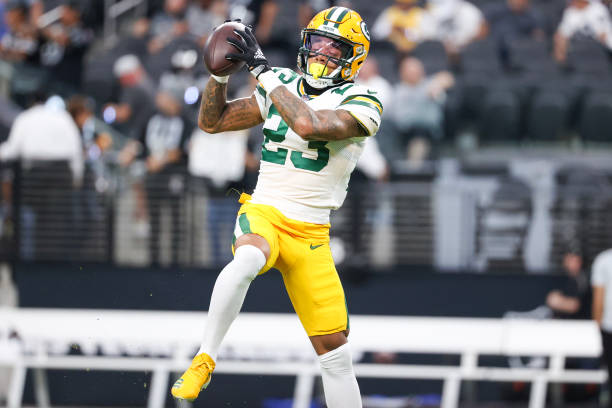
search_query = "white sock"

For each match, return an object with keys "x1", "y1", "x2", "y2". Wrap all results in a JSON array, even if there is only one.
[
  {"x1": 197, "y1": 245, "x2": 266, "y2": 360},
  {"x1": 318, "y1": 343, "x2": 362, "y2": 408}
]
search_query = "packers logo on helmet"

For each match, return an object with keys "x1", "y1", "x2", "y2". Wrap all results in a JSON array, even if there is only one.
[{"x1": 297, "y1": 7, "x2": 370, "y2": 88}]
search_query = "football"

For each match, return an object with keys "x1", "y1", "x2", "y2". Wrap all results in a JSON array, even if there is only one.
[{"x1": 203, "y1": 21, "x2": 247, "y2": 76}]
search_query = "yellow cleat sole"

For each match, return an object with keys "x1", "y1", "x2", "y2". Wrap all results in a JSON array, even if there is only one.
[{"x1": 171, "y1": 376, "x2": 212, "y2": 402}]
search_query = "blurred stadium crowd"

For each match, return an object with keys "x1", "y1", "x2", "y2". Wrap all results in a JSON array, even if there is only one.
[{"x1": 0, "y1": 0, "x2": 611, "y2": 269}]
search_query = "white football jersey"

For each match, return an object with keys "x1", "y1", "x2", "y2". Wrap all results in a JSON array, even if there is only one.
[{"x1": 250, "y1": 68, "x2": 383, "y2": 224}]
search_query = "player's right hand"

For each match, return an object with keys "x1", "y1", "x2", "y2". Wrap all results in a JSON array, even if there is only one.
[{"x1": 225, "y1": 26, "x2": 271, "y2": 79}]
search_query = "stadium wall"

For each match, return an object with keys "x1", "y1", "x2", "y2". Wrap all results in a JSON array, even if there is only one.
[
  {"x1": 14, "y1": 263, "x2": 566, "y2": 317},
  {"x1": 12, "y1": 263, "x2": 572, "y2": 406}
]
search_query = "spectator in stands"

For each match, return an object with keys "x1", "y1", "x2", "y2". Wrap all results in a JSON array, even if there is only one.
[
  {"x1": 147, "y1": 0, "x2": 190, "y2": 55},
  {"x1": 142, "y1": 89, "x2": 191, "y2": 266},
  {"x1": 67, "y1": 95, "x2": 115, "y2": 224},
  {"x1": 483, "y1": 0, "x2": 546, "y2": 65},
  {"x1": 355, "y1": 56, "x2": 393, "y2": 169},
  {"x1": 25, "y1": 0, "x2": 42, "y2": 27},
  {"x1": 372, "y1": 0, "x2": 428, "y2": 54},
  {"x1": 39, "y1": 0, "x2": 93, "y2": 96},
  {"x1": 591, "y1": 248, "x2": 612, "y2": 408},
  {"x1": 108, "y1": 17, "x2": 151, "y2": 63},
  {"x1": 0, "y1": 0, "x2": 38, "y2": 63},
  {"x1": 107, "y1": 54, "x2": 156, "y2": 141},
  {"x1": 186, "y1": 0, "x2": 227, "y2": 47},
  {"x1": 553, "y1": 0, "x2": 612, "y2": 63},
  {"x1": 188, "y1": 77, "x2": 253, "y2": 265},
  {"x1": 109, "y1": 55, "x2": 156, "y2": 236},
  {"x1": 547, "y1": 249, "x2": 590, "y2": 319},
  {"x1": 159, "y1": 47, "x2": 209, "y2": 119},
  {"x1": 423, "y1": 0, "x2": 487, "y2": 58},
  {"x1": 228, "y1": 0, "x2": 279, "y2": 46},
  {"x1": 340, "y1": 123, "x2": 389, "y2": 267},
  {"x1": 0, "y1": 0, "x2": 41, "y2": 106},
  {"x1": 0, "y1": 93, "x2": 83, "y2": 259},
  {"x1": 67, "y1": 95, "x2": 113, "y2": 158},
  {"x1": 386, "y1": 56, "x2": 454, "y2": 165}
]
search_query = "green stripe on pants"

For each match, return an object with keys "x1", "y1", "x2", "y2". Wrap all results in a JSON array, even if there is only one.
[{"x1": 238, "y1": 213, "x2": 252, "y2": 235}]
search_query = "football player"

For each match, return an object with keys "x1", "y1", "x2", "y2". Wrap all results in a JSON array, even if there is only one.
[{"x1": 171, "y1": 7, "x2": 382, "y2": 408}]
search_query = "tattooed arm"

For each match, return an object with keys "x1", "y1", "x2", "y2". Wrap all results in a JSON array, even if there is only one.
[
  {"x1": 198, "y1": 78, "x2": 264, "y2": 133},
  {"x1": 268, "y1": 86, "x2": 367, "y2": 141}
]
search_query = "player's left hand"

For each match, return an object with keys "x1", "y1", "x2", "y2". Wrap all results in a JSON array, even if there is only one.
[{"x1": 226, "y1": 25, "x2": 271, "y2": 79}]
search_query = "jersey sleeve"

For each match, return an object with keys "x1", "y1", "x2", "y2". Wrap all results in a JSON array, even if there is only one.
[
  {"x1": 335, "y1": 86, "x2": 383, "y2": 136},
  {"x1": 253, "y1": 83, "x2": 268, "y2": 120},
  {"x1": 252, "y1": 67, "x2": 298, "y2": 120}
]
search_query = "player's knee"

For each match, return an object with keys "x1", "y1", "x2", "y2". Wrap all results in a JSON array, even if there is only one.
[
  {"x1": 233, "y1": 245, "x2": 267, "y2": 279},
  {"x1": 235, "y1": 233, "x2": 271, "y2": 260},
  {"x1": 318, "y1": 343, "x2": 354, "y2": 374},
  {"x1": 310, "y1": 331, "x2": 348, "y2": 355}
]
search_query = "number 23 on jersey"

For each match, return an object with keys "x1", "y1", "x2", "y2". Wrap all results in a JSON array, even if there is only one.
[{"x1": 261, "y1": 105, "x2": 330, "y2": 172}]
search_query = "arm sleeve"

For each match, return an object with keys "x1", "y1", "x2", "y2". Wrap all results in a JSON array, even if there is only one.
[
  {"x1": 253, "y1": 83, "x2": 268, "y2": 120},
  {"x1": 557, "y1": 10, "x2": 574, "y2": 38},
  {"x1": 335, "y1": 91, "x2": 383, "y2": 136},
  {"x1": 592, "y1": 253, "x2": 609, "y2": 287}
]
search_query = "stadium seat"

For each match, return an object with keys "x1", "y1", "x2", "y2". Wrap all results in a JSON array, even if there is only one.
[
  {"x1": 526, "y1": 90, "x2": 569, "y2": 142},
  {"x1": 533, "y1": 0, "x2": 565, "y2": 33},
  {"x1": 411, "y1": 40, "x2": 449, "y2": 73},
  {"x1": 506, "y1": 38, "x2": 558, "y2": 77},
  {"x1": 458, "y1": 37, "x2": 503, "y2": 77},
  {"x1": 370, "y1": 40, "x2": 400, "y2": 83},
  {"x1": 565, "y1": 37, "x2": 612, "y2": 78},
  {"x1": 479, "y1": 89, "x2": 521, "y2": 143},
  {"x1": 455, "y1": 38, "x2": 508, "y2": 129},
  {"x1": 579, "y1": 91, "x2": 612, "y2": 143}
]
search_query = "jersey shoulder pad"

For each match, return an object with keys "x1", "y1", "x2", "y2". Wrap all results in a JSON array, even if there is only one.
[
  {"x1": 334, "y1": 83, "x2": 383, "y2": 137},
  {"x1": 336, "y1": 83, "x2": 384, "y2": 117}
]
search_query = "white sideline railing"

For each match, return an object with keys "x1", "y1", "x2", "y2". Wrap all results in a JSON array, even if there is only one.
[{"x1": 0, "y1": 309, "x2": 605, "y2": 408}]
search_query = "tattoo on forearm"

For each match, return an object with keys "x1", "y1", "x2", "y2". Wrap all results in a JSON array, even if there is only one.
[
  {"x1": 198, "y1": 80, "x2": 263, "y2": 132},
  {"x1": 269, "y1": 87, "x2": 363, "y2": 140},
  {"x1": 271, "y1": 87, "x2": 318, "y2": 134},
  {"x1": 198, "y1": 79, "x2": 227, "y2": 130},
  {"x1": 218, "y1": 98, "x2": 264, "y2": 131}
]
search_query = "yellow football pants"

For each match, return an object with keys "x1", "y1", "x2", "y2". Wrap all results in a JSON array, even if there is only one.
[{"x1": 232, "y1": 194, "x2": 349, "y2": 337}]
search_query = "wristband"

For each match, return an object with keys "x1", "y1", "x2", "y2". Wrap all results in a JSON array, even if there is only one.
[
  {"x1": 211, "y1": 74, "x2": 229, "y2": 84},
  {"x1": 257, "y1": 70, "x2": 283, "y2": 93}
]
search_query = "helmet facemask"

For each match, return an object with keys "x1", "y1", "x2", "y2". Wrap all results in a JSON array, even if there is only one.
[{"x1": 298, "y1": 31, "x2": 356, "y2": 89}]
